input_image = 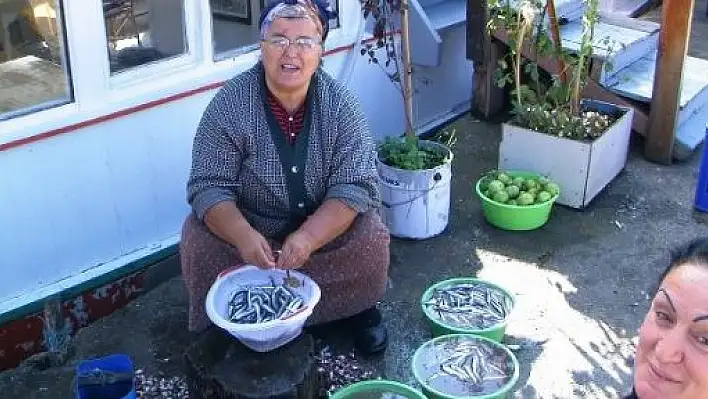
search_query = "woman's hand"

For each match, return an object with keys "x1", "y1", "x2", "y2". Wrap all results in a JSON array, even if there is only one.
[
  {"x1": 234, "y1": 226, "x2": 276, "y2": 269},
  {"x1": 277, "y1": 231, "x2": 314, "y2": 270}
]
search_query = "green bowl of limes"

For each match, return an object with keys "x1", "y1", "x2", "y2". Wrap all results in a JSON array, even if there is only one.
[{"x1": 475, "y1": 170, "x2": 560, "y2": 231}]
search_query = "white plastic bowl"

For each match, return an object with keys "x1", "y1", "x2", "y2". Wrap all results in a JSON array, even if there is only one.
[{"x1": 205, "y1": 265, "x2": 321, "y2": 352}]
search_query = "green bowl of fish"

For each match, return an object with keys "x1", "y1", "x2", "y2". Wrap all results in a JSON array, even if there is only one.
[
  {"x1": 412, "y1": 334, "x2": 519, "y2": 399},
  {"x1": 330, "y1": 380, "x2": 427, "y2": 399},
  {"x1": 421, "y1": 278, "x2": 515, "y2": 342}
]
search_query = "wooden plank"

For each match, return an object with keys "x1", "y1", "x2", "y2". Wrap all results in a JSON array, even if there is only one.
[
  {"x1": 598, "y1": 11, "x2": 661, "y2": 33},
  {"x1": 606, "y1": 54, "x2": 708, "y2": 109},
  {"x1": 410, "y1": 0, "x2": 443, "y2": 66},
  {"x1": 426, "y1": 0, "x2": 466, "y2": 31},
  {"x1": 559, "y1": 19, "x2": 658, "y2": 86},
  {"x1": 645, "y1": 0, "x2": 696, "y2": 164},
  {"x1": 560, "y1": 21, "x2": 650, "y2": 59},
  {"x1": 674, "y1": 102, "x2": 708, "y2": 160}
]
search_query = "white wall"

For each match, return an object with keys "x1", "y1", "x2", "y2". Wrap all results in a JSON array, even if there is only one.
[{"x1": 0, "y1": 0, "x2": 473, "y2": 313}]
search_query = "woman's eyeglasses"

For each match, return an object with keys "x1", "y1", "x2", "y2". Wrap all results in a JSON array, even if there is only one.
[{"x1": 263, "y1": 35, "x2": 322, "y2": 52}]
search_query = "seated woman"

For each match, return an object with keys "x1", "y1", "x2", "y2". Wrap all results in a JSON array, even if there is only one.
[
  {"x1": 180, "y1": 0, "x2": 390, "y2": 354},
  {"x1": 625, "y1": 237, "x2": 708, "y2": 398}
]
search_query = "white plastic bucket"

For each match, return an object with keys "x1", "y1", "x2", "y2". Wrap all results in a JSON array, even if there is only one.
[
  {"x1": 377, "y1": 140, "x2": 453, "y2": 239},
  {"x1": 205, "y1": 265, "x2": 321, "y2": 352}
]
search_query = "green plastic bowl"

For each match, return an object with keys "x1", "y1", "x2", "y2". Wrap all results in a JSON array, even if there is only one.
[
  {"x1": 412, "y1": 334, "x2": 520, "y2": 399},
  {"x1": 475, "y1": 170, "x2": 559, "y2": 231},
  {"x1": 421, "y1": 278, "x2": 515, "y2": 342},
  {"x1": 330, "y1": 380, "x2": 427, "y2": 399}
]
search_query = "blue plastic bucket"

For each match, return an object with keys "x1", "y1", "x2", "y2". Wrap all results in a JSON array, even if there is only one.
[
  {"x1": 695, "y1": 125, "x2": 708, "y2": 212},
  {"x1": 75, "y1": 354, "x2": 136, "y2": 399}
]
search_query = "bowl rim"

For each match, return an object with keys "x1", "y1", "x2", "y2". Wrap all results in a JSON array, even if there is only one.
[
  {"x1": 475, "y1": 170, "x2": 560, "y2": 209},
  {"x1": 205, "y1": 265, "x2": 322, "y2": 331},
  {"x1": 411, "y1": 333, "x2": 521, "y2": 399},
  {"x1": 420, "y1": 277, "x2": 515, "y2": 335},
  {"x1": 329, "y1": 379, "x2": 428, "y2": 399}
]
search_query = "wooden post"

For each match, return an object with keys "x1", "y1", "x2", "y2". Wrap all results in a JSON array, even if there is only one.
[
  {"x1": 645, "y1": 0, "x2": 695, "y2": 164},
  {"x1": 466, "y1": 0, "x2": 486, "y2": 63},
  {"x1": 400, "y1": 0, "x2": 415, "y2": 137},
  {"x1": 474, "y1": 38, "x2": 507, "y2": 118},
  {"x1": 468, "y1": 0, "x2": 506, "y2": 118}
]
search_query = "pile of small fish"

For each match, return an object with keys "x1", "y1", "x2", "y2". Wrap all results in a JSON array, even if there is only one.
[
  {"x1": 424, "y1": 283, "x2": 512, "y2": 329},
  {"x1": 427, "y1": 340, "x2": 508, "y2": 387},
  {"x1": 314, "y1": 345, "x2": 378, "y2": 398},
  {"x1": 228, "y1": 279, "x2": 305, "y2": 324},
  {"x1": 134, "y1": 369, "x2": 190, "y2": 398}
]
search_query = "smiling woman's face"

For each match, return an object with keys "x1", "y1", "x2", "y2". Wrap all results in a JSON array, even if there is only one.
[{"x1": 634, "y1": 263, "x2": 708, "y2": 399}]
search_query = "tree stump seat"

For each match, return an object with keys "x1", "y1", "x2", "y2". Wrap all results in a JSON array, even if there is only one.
[{"x1": 184, "y1": 327, "x2": 320, "y2": 399}]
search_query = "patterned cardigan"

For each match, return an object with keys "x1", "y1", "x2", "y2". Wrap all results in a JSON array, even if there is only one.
[{"x1": 186, "y1": 62, "x2": 381, "y2": 240}]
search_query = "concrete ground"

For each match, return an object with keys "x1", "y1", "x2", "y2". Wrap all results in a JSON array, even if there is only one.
[{"x1": 3, "y1": 4, "x2": 708, "y2": 399}]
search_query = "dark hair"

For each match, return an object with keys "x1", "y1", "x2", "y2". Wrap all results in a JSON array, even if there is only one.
[{"x1": 655, "y1": 237, "x2": 708, "y2": 294}]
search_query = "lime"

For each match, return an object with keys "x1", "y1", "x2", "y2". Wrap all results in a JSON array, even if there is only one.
[
  {"x1": 512, "y1": 176, "x2": 525, "y2": 187},
  {"x1": 497, "y1": 173, "x2": 512, "y2": 185},
  {"x1": 507, "y1": 199, "x2": 518, "y2": 206},
  {"x1": 538, "y1": 176, "x2": 550, "y2": 187},
  {"x1": 545, "y1": 182, "x2": 560, "y2": 197},
  {"x1": 493, "y1": 190, "x2": 510, "y2": 203},
  {"x1": 479, "y1": 178, "x2": 490, "y2": 192},
  {"x1": 536, "y1": 191, "x2": 552, "y2": 203},
  {"x1": 488, "y1": 180, "x2": 505, "y2": 193},
  {"x1": 523, "y1": 179, "x2": 538, "y2": 191},
  {"x1": 517, "y1": 192, "x2": 534, "y2": 206},
  {"x1": 505, "y1": 185, "x2": 520, "y2": 199}
]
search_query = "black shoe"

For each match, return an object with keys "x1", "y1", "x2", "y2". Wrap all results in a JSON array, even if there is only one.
[{"x1": 346, "y1": 307, "x2": 388, "y2": 355}]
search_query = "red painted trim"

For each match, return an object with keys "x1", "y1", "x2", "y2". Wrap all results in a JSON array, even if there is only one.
[
  {"x1": 0, "y1": 82, "x2": 223, "y2": 152},
  {"x1": 0, "y1": 34, "x2": 399, "y2": 153}
]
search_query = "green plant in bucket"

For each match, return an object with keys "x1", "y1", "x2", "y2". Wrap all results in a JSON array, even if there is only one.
[
  {"x1": 421, "y1": 278, "x2": 515, "y2": 343},
  {"x1": 330, "y1": 380, "x2": 427, "y2": 399},
  {"x1": 412, "y1": 334, "x2": 520, "y2": 399}
]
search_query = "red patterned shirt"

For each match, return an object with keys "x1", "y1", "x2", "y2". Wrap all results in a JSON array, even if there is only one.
[{"x1": 266, "y1": 90, "x2": 305, "y2": 144}]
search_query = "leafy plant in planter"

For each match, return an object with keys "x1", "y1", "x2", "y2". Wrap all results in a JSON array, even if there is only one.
[
  {"x1": 378, "y1": 128, "x2": 456, "y2": 170},
  {"x1": 359, "y1": 0, "x2": 457, "y2": 239},
  {"x1": 486, "y1": 0, "x2": 634, "y2": 209},
  {"x1": 359, "y1": 0, "x2": 454, "y2": 170},
  {"x1": 488, "y1": 0, "x2": 622, "y2": 140}
]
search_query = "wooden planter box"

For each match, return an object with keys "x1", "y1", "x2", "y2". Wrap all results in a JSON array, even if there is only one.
[{"x1": 498, "y1": 100, "x2": 634, "y2": 209}]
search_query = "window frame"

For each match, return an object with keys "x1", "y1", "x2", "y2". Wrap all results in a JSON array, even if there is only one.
[
  {"x1": 0, "y1": 0, "x2": 358, "y2": 149},
  {"x1": 0, "y1": 0, "x2": 74, "y2": 122}
]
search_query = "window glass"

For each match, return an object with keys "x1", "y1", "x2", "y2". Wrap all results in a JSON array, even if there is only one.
[
  {"x1": 102, "y1": 0, "x2": 187, "y2": 74},
  {"x1": 0, "y1": 0, "x2": 72, "y2": 121},
  {"x1": 211, "y1": 0, "x2": 339, "y2": 58}
]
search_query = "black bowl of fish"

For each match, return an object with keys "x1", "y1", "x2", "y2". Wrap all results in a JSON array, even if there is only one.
[
  {"x1": 412, "y1": 334, "x2": 519, "y2": 399},
  {"x1": 330, "y1": 380, "x2": 427, "y2": 399},
  {"x1": 421, "y1": 278, "x2": 514, "y2": 342}
]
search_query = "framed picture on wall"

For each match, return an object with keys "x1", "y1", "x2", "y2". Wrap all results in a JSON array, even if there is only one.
[{"x1": 211, "y1": 0, "x2": 252, "y2": 24}]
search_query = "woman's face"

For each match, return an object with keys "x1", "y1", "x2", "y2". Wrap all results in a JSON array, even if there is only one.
[
  {"x1": 634, "y1": 263, "x2": 708, "y2": 399},
  {"x1": 261, "y1": 17, "x2": 322, "y2": 94}
]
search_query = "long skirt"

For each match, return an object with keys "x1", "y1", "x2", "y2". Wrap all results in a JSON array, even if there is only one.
[{"x1": 179, "y1": 209, "x2": 391, "y2": 332}]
